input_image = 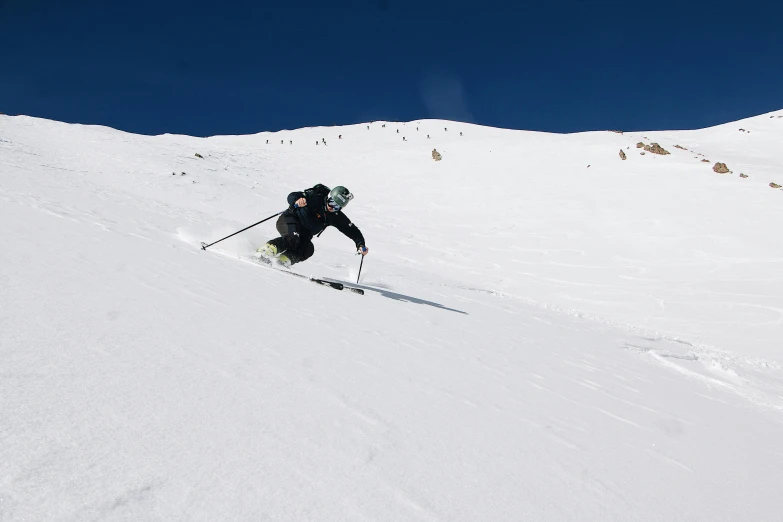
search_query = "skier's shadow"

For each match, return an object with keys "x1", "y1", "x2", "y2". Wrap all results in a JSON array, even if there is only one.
[{"x1": 326, "y1": 280, "x2": 468, "y2": 315}]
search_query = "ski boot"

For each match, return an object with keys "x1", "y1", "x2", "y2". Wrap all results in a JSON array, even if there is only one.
[{"x1": 253, "y1": 243, "x2": 292, "y2": 268}]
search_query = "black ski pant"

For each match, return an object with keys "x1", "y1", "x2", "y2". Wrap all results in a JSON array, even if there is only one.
[{"x1": 268, "y1": 214, "x2": 314, "y2": 264}]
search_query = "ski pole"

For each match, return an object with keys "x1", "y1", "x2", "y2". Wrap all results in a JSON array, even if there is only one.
[
  {"x1": 357, "y1": 252, "x2": 364, "y2": 284},
  {"x1": 200, "y1": 211, "x2": 283, "y2": 250}
]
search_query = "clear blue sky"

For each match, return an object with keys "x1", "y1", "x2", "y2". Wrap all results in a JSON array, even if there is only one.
[{"x1": 1, "y1": 0, "x2": 781, "y2": 136}]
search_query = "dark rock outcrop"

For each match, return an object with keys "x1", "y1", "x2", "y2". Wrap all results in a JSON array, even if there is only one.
[
  {"x1": 713, "y1": 163, "x2": 730, "y2": 174},
  {"x1": 643, "y1": 143, "x2": 670, "y2": 155}
]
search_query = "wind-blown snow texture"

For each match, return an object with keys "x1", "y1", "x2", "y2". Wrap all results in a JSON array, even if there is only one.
[{"x1": 2, "y1": 112, "x2": 783, "y2": 521}]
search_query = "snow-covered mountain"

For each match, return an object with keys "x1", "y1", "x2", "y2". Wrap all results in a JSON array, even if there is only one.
[{"x1": 2, "y1": 111, "x2": 782, "y2": 521}]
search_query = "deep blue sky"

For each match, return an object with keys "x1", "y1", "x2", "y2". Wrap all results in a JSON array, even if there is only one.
[{"x1": 1, "y1": 0, "x2": 781, "y2": 136}]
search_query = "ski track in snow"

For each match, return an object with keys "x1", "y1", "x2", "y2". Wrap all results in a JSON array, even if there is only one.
[{"x1": 2, "y1": 113, "x2": 783, "y2": 521}]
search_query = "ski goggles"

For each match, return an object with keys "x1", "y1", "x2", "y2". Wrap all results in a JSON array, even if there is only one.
[{"x1": 327, "y1": 194, "x2": 352, "y2": 210}]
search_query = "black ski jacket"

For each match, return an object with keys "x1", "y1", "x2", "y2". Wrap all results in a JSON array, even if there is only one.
[{"x1": 284, "y1": 185, "x2": 366, "y2": 249}]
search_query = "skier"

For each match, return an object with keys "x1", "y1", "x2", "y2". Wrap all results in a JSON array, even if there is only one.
[{"x1": 255, "y1": 184, "x2": 368, "y2": 266}]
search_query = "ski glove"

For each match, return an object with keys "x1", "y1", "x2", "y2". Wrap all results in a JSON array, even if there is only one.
[{"x1": 358, "y1": 245, "x2": 369, "y2": 256}]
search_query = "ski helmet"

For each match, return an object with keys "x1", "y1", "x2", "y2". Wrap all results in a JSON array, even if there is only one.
[{"x1": 327, "y1": 186, "x2": 353, "y2": 209}]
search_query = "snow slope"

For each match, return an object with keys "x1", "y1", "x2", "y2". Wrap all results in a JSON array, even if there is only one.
[{"x1": 2, "y1": 111, "x2": 783, "y2": 521}]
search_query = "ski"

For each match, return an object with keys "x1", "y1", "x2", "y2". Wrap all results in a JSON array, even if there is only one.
[
  {"x1": 310, "y1": 278, "x2": 345, "y2": 291},
  {"x1": 261, "y1": 263, "x2": 363, "y2": 294},
  {"x1": 321, "y1": 277, "x2": 365, "y2": 295},
  {"x1": 247, "y1": 253, "x2": 349, "y2": 292},
  {"x1": 269, "y1": 266, "x2": 364, "y2": 294},
  {"x1": 202, "y1": 244, "x2": 362, "y2": 295},
  {"x1": 200, "y1": 242, "x2": 364, "y2": 295}
]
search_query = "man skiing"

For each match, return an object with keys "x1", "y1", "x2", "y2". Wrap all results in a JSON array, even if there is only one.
[{"x1": 255, "y1": 184, "x2": 368, "y2": 267}]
